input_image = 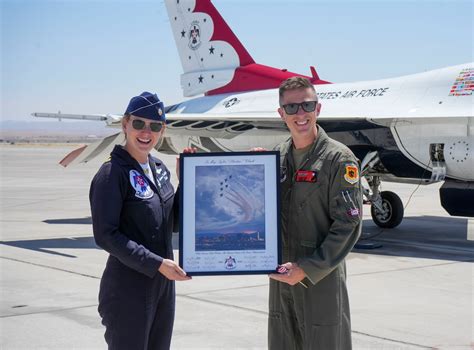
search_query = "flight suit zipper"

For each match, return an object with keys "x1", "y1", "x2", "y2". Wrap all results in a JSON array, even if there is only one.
[
  {"x1": 284, "y1": 154, "x2": 310, "y2": 262},
  {"x1": 149, "y1": 163, "x2": 169, "y2": 255}
]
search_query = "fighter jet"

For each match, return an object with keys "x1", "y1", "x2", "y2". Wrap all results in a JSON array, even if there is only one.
[{"x1": 33, "y1": 0, "x2": 474, "y2": 228}]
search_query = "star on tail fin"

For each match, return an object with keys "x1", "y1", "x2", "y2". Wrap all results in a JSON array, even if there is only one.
[{"x1": 165, "y1": 0, "x2": 330, "y2": 97}]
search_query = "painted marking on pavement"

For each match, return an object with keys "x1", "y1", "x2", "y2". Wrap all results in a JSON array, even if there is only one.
[{"x1": 467, "y1": 219, "x2": 474, "y2": 241}]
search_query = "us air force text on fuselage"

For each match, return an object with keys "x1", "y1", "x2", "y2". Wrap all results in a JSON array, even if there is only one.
[{"x1": 317, "y1": 87, "x2": 390, "y2": 100}]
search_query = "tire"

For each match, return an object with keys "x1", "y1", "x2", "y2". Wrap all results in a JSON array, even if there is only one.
[{"x1": 370, "y1": 191, "x2": 404, "y2": 228}]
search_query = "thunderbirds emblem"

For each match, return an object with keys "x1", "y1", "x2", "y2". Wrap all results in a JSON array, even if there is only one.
[
  {"x1": 188, "y1": 21, "x2": 201, "y2": 50},
  {"x1": 224, "y1": 256, "x2": 237, "y2": 270},
  {"x1": 223, "y1": 97, "x2": 240, "y2": 108},
  {"x1": 129, "y1": 170, "x2": 153, "y2": 199}
]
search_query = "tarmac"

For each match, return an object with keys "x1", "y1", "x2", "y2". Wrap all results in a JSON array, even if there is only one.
[{"x1": 1, "y1": 144, "x2": 473, "y2": 350}]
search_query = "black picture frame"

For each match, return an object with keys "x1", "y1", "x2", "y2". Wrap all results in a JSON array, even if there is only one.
[{"x1": 179, "y1": 151, "x2": 281, "y2": 276}]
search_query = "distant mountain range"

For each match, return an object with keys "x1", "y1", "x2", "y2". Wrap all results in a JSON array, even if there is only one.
[{"x1": 0, "y1": 120, "x2": 116, "y2": 141}]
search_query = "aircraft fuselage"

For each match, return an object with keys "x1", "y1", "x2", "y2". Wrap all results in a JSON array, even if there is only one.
[{"x1": 161, "y1": 63, "x2": 473, "y2": 183}]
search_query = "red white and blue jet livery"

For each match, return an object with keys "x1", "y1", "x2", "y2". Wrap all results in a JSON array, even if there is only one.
[{"x1": 32, "y1": 0, "x2": 474, "y2": 227}]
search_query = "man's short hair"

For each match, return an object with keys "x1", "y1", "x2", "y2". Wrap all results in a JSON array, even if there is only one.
[{"x1": 279, "y1": 76, "x2": 316, "y2": 105}]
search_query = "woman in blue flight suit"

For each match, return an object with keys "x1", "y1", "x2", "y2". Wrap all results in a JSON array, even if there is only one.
[{"x1": 89, "y1": 92, "x2": 191, "y2": 350}]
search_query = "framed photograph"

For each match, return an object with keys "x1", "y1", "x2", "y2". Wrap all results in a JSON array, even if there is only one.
[{"x1": 179, "y1": 151, "x2": 281, "y2": 276}]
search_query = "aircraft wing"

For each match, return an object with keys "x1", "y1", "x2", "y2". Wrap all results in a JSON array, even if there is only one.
[
  {"x1": 166, "y1": 112, "x2": 286, "y2": 138},
  {"x1": 59, "y1": 132, "x2": 125, "y2": 167},
  {"x1": 167, "y1": 112, "x2": 367, "y2": 124},
  {"x1": 56, "y1": 113, "x2": 378, "y2": 167},
  {"x1": 165, "y1": 113, "x2": 371, "y2": 138}
]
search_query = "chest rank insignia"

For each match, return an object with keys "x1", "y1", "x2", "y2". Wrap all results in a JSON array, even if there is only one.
[
  {"x1": 295, "y1": 170, "x2": 317, "y2": 182},
  {"x1": 344, "y1": 164, "x2": 359, "y2": 185},
  {"x1": 129, "y1": 170, "x2": 153, "y2": 199}
]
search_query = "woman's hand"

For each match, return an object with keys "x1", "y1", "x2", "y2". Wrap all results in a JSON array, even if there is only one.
[
  {"x1": 176, "y1": 147, "x2": 198, "y2": 180},
  {"x1": 158, "y1": 259, "x2": 192, "y2": 281},
  {"x1": 250, "y1": 147, "x2": 267, "y2": 152}
]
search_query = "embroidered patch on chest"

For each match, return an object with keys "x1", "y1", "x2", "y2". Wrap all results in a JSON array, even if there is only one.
[
  {"x1": 295, "y1": 170, "x2": 317, "y2": 182},
  {"x1": 129, "y1": 170, "x2": 154, "y2": 199},
  {"x1": 343, "y1": 164, "x2": 359, "y2": 185},
  {"x1": 155, "y1": 167, "x2": 169, "y2": 189}
]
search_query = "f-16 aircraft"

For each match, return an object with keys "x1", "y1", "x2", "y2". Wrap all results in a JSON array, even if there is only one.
[{"x1": 33, "y1": 0, "x2": 474, "y2": 228}]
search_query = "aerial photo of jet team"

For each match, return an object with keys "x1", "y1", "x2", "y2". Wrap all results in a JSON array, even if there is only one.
[{"x1": 1, "y1": 0, "x2": 473, "y2": 349}]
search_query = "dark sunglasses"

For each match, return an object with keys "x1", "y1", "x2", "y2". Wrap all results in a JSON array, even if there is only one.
[
  {"x1": 131, "y1": 119, "x2": 163, "y2": 132},
  {"x1": 281, "y1": 101, "x2": 318, "y2": 115}
]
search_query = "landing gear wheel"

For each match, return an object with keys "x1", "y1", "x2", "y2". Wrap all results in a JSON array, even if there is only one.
[{"x1": 370, "y1": 191, "x2": 404, "y2": 228}]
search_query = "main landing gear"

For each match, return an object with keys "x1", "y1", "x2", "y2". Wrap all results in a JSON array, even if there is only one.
[{"x1": 360, "y1": 151, "x2": 404, "y2": 230}]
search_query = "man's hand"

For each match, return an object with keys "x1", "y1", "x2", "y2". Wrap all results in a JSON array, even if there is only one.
[
  {"x1": 269, "y1": 262, "x2": 307, "y2": 286},
  {"x1": 250, "y1": 147, "x2": 267, "y2": 152},
  {"x1": 158, "y1": 259, "x2": 192, "y2": 281},
  {"x1": 176, "y1": 147, "x2": 197, "y2": 180}
]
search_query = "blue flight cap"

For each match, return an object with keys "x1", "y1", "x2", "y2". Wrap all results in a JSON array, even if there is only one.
[{"x1": 124, "y1": 91, "x2": 166, "y2": 122}]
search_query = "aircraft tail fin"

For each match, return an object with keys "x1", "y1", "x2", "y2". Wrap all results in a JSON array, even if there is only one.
[{"x1": 165, "y1": 0, "x2": 330, "y2": 97}]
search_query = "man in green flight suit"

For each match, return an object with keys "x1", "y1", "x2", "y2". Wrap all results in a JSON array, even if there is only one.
[{"x1": 268, "y1": 77, "x2": 363, "y2": 349}]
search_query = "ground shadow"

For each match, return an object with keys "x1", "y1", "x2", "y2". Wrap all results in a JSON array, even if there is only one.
[
  {"x1": 353, "y1": 216, "x2": 473, "y2": 262},
  {"x1": 0, "y1": 236, "x2": 99, "y2": 258},
  {"x1": 43, "y1": 217, "x2": 92, "y2": 225},
  {"x1": 3, "y1": 216, "x2": 472, "y2": 262}
]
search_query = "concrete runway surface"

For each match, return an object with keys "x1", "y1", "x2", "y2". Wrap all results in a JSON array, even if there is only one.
[{"x1": 1, "y1": 144, "x2": 473, "y2": 349}]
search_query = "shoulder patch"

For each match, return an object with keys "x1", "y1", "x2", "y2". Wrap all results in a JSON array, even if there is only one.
[
  {"x1": 343, "y1": 164, "x2": 359, "y2": 185},
  {"x1": 129, "y1": 169, "x2": 153, "y2": 199}
]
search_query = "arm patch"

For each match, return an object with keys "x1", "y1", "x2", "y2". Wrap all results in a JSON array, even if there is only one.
[{"x1": 343, "y1": 163, "x2": 359, "y2": 185}]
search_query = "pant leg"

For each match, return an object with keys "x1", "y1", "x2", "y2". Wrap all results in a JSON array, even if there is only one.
[
  {"x1": 146, "y1": 276, "x2": 176, "y2": 350},
  {"x1": 98, "y1": 271, "x2": 147, "y2": 350},
  {"x1": 100, "y1": 299, "x2": 147, "y2": 350},
  {"x1": 291, "y1": 266, "x2": 352, "y2": 350},
  {"x1": 268, "y1": 279, "x2": 303, "y2": 350}
]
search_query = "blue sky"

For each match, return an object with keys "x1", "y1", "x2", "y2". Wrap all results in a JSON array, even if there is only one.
[
  {"x1": 1, "y1": 0, "x2": 472, "y2": 122},
  {"x1": 195, "y1": 164, "x2": 265, "y2": 233}
]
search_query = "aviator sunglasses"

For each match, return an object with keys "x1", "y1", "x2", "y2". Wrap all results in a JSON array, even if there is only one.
[
  {"x1": 131, "y1": 119, "x2": 164, "y2": 132},
  {"x1": 281, "y1": 101, "x2": 318, "y2": 115}
]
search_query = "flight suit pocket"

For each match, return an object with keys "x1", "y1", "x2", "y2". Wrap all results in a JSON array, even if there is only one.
[
  {"x1": 268, "y1": 311, "x2": 285, "y2": 350},
  {"x1": 307, "y1": 271, "x2": 341, "y2": 325},
  {"x1": 294, "y1": 181, "x2": 325, "y2": 214},
  {"x1": 123, "y1": 199, "x2": 158, "y2": 230},
  {"x1": 299, "y1": 240, "x2": 318, "y2": 257},
  {"x1": 269, "y1": 311, "x2": 282, "y2": 322},
  {"x1": 300, "y1": 240, "x2": 317, "y2": 248},
  {"x1": 310, "y1": 324, "x2": 338, "y2": 349},
  {"x1": 158, "y1": 181, "x2": 174, "y2": 203},
  {"x1": 335, "y1": 189, "x2": 361, "y2": 224}
]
